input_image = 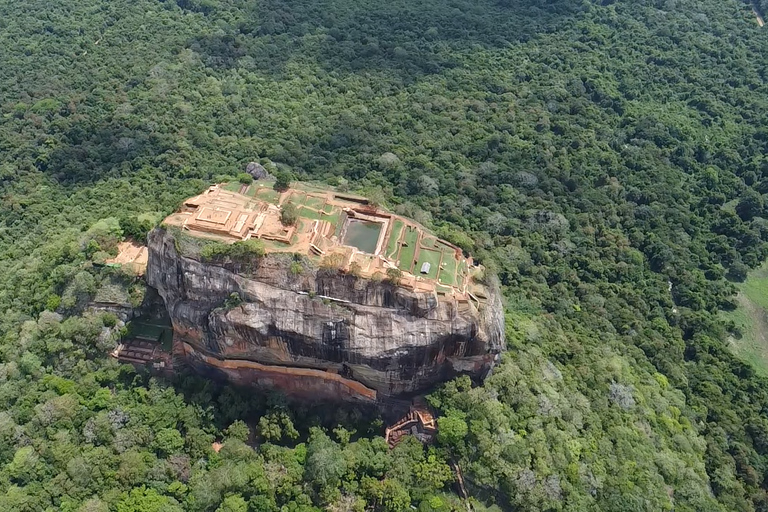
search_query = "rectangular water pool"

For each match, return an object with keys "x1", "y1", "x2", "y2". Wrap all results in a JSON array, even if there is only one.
[{"x1": 343, "y1": 219, "x2": 383, "y2": 254}]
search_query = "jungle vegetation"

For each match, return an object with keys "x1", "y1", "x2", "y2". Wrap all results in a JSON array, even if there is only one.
[{"x1": 2, "y1": 0, "x2": 768, "y2": 510}]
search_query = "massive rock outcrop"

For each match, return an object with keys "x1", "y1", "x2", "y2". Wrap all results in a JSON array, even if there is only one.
[{"x1": 146, "y1": 227, "x2": 505, "y2": 402}]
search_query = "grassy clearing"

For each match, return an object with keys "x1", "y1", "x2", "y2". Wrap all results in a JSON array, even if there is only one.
[
  {"x1": 170, "y1": 228, "x2": 223, "y2": 259},
  {"x1": 299, "y1": 207, "x2": 322, "y2": 220},
  {"x1": 740, "y1": 264, "x2": 768, "y2": 310},
  {"x1": 457, "y1": 260, "x2": 468, "y2": 287},
  {"x1": 403, "y1": 225, "x2": 419, "y2": 246},
  {"x1": 416, "y1": 248, "x2": 441, "y2": 280},
  {"x1": 255, "y1": 188, "x2": 280, "y2": 203},
  {"x1": 722, "y1": 262, "x2": 768, "y2": 376},
  {"x1": 386, "y1": 220, "x2": 404, "y2": 259},
  {"x1": 397, "y1": 227, "x2": 419, "y2": 272},
  {"x1": 287, "y1": 192, "x2": 305, "y2": 204},
  {"x1": 304, "y1": 196, "x2": 326, "y2": 209},
  {"x1": 223, "y1": 182, "x2": 241, "y2": 192},
  {"x1": 292, "y1": 181, "x2": 328, "y2": 193},
  {"x1": 323, "y1": 211, "x2": 341, "y2": 227},
  {"x1": 261, "y1": 239, "x2": 291, "y2": 252},
  {"x1": 421, "y1": 236, "x2": 437, "y2": 248},
  {"x1": 439, "y1": 253, "x2": 458, "y2": 286}
]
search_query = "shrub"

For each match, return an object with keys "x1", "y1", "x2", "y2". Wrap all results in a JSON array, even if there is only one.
[
  {"x1": 154, "y1": 428, "x2": 184, "y2": 457},
  {"x1": 237, "y1": 173, "x2": 253, "y2": 185},
  {"x1": 363, "y1": 187, "x2": 386, "y2": 209},
  {"x1": 101, "y1": 313, "x2": 118, "y2": 328},
  {"x1": 290, "y1": 261, "x2": 304, "y2": 276},
  {"x1": 437, "y1": 227, "x2": 474, "y2": 254},
  {"x1": 281, "y1": 202, "x2": 298, "y2": 226},
  {"x1": 225, "y1": 420, "x2": 250, "y2": 442},
  {"x1": 320, "y1": 253, "x2": 346, "y2": 271},
  {"x1": 348, "y1": 262, "x2": 362, "y2": 277},
  {"x1": 471, "y1": 268, "x2": 486, "y2": 284},
  {"x1": 224, "y1": 292, "x2": 242, "y2": 309},
  {"x1": 386, "y1": 267, "x2": 403, "y2": 285},
  {"x1": 200, "y1": 239, "x2": 266, "y2": 262},
  {"x1": 273, "y1": 170, "x2": 292, "y2": 192},
  {"x1": 119, "y1": 213, "x2": 158, "y2": 244},
  {"x1": 84, "y1": 217, "x2": 123, "y2": 253}
]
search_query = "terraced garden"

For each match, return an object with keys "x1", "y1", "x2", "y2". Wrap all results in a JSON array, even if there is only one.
[
  {"x1": 207, "y1": 182, "x2": 474, "y2": 293},
  {"x1": 397, "y1": 226, "x2": 419, "y2": 272}
]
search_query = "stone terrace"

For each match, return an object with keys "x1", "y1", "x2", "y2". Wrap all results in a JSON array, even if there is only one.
[{"x1": 162, "y1": 182, "x2": 487, "y2": 304}]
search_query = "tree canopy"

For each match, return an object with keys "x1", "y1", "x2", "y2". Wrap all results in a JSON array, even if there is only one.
[{"x1": 2, "y1": 0, "x2": 768, "y2": 509}]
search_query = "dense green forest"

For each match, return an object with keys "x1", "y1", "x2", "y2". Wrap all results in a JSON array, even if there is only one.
[{"x1": 3, "y1": 0, "x2": 768, "y2": 509}]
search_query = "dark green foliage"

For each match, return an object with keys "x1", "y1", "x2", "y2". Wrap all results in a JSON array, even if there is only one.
[
  {"x1": 304, "y1": 427, "x2": 347, "y2": 490},
  {"x1": 273, "y1": 170, "x2": 293, "y2": 192},
  {"x1": 289, "y1": 260, "x2": 304, "y2": 276},
  {"x1": 258, "y1": 408, "x2": 299, "y2": 442},
  {"x1": 2, "y1": 0, "x2": 768, "y2": 510},
  {"x1": 435, "y1": 411, "x2": 467, "y2": 451},
  {"x1": 119, "y1": 215, "x2": 158, "y2": 245},
  {"x1": 737, "y1": 190, "x2": 765, "y2": 221},
  {"x1": 200, "y1": 239, "x2": 266, "y2": 262},
  {"x1": 281, "y1": 202, "x2": 299, "y2": 226},
  {"x1": 728, "y1": 260, "x2": 750, "y2": 282}
]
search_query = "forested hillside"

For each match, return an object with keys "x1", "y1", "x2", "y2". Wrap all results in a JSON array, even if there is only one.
[{"x1": 2, "y1": 0, "x2": 768, "y2": 510}]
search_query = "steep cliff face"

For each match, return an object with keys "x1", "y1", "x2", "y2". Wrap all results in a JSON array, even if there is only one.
[{"x1": 146, "y1": 227, "x2": 505, "y2": 401}]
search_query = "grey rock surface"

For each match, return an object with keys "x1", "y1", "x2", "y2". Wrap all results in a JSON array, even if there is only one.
[
  {"x1": 245, "y1": 161, "x2": 269, "y2": 180},
  {"x1": 146, "y1": 227, "x2": 505, "y2": 398}
]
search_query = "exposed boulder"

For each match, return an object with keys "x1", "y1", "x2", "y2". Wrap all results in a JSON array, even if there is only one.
[{"x1": 245, "y1": 161, "x2": 269, "y2": 180}]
